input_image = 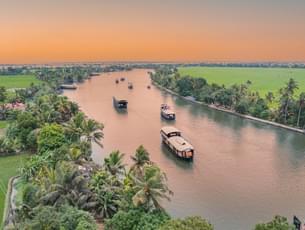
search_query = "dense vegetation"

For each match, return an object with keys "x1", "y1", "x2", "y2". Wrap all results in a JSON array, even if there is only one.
[
  {"x1": 151, "y1": 67, "x2": 305, "y2": 129},
  {"x1": 0, "y1": 65, "x2": 300, "y2": 229}
]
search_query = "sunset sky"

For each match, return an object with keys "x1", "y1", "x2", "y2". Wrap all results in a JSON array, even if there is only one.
[{"x1": 1, "y1": 0, "x2": 305, "y2": 64}]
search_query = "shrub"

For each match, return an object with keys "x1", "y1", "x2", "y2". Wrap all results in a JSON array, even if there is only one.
[{"x1": 159, "y1": 216, "x2": 214, "y2": 230}]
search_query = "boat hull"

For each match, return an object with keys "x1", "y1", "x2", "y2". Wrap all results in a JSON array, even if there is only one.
[{"x1": 161, "y1": 111, "x2": 175, "y2": 120}]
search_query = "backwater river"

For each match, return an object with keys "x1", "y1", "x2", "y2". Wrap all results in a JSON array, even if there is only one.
[{"x1": 64, "y1": 69, "x2": 305, "y2": 230}]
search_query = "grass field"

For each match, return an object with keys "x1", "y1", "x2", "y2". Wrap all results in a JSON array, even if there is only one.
[
  {"x1": 0, "y1": 154, "x2": 27, "y2": 224},
  {"x1": 0, "y1": 75, "x2": 40, "y2": 89},
  {"x1": 178, "y1": 67, "x2": 305, "y2": 97},
  {"x1": 0, "y1": 121, "x2": 8, "y2": 129}
]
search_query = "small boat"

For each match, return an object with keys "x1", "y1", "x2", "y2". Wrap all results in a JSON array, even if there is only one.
[
  {"x1": 90, "y1": 73, "x2": 100, "y2": 77},
  {"x1": 115, "y1": 79, "x2": 119, "y2": 84},
  {"x1": 120, "y1": 77, "x2": 125, "y2": 81},
  {"x1": 128, "y1": 82, "x2": 133, "y2": 89},
  {"x1": 113, "y1": 97, "x2": 128, "y2": 109},
  {"x1": 161, "y1": 104, "x2": 175, "y2": 120},
  {"x1": 60, "y1": 84, "x2": 77, "y2": 90},
  {"x1": 160, "y1": 126, "x2": 194, "y2": 160},
  {"x1": 147, "y1": 85, "x2": 151, "y2": 89}
]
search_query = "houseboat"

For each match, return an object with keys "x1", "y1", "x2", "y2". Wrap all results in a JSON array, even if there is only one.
[
  {"x1": 115, "y1": 79, "x2": 119, "y2": 84},
  {"x1": 128, "y1": 82, "x2": 133, "y2": 89},
  {"x1": 161, "y1": 104, "x2": 175, "y2": 120},
  {"x1": 120, "y1": 77, "x2": 125, "y2": 81},
  {"x1": 160, "y1": 126, "x2": 194, "y2": 160},
  {"x1": 60, "y1": 84, "x2": 77, "y2": 90},
  {"x1": 113, "y1": 97, "x2": 128, "y2": 109}
]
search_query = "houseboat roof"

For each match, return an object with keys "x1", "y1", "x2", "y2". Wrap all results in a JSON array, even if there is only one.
[
  {"x1": 168, "y1": 136, "x2": 194, "y2": 152},
  {"x1": 162, "y1": 109, "x2": 175, "y2": 115},
  {"x1": 161, "y1": 126, "x2": 180, "y2": 135}
]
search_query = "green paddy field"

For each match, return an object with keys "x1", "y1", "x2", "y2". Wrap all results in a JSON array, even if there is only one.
[
  {"x1": 178, "y1": 67, "x2": 305, "y2": 97},
  {"x1": 0, "y1": 75, "x2": 40, "y2": 89},
  {"x1": 0, "y1": 154, "x2": 27, "y2": 224}
]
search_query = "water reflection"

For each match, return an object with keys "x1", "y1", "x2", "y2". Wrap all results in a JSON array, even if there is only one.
[{"x1": 64, "y1": 69, "x2": 305, "y2": 230}]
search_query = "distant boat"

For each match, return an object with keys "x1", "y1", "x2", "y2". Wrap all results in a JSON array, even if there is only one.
[
  {"x1": 161, "y1": 104, "x2": 175, "y2": 120},
  {"x1": 147, "y1": 85, "x2": 151, "y2": 89},
  {"x1": 161, "y1": 126, "x2": 194, "y2": 160},
  {"x1": 60, "y1": 84, "x2": 77, "y2": 90},
  {"x1": 113, "y1": 97, "x2": 128, "y2": 109},
  {"x1": 115, "y1": 79, "x2": 119, "y2": 84},
  {"x1": 90, "y1": 73, "x2": 100, "y2": 77},
  {"x1": 128, "y1": 82, "x2": 133, "y2": 89},
  {"x1": 120, "y1": 77, "x2": 125, "y2": 81}
]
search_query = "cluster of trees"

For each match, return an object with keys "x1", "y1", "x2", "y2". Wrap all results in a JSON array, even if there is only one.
[{"x1": 151, "y1": 68, "x2": 305, "y2": 129}]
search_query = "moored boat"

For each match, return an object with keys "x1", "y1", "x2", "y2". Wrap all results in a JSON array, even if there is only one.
[
  {"x1": 161, "y1": 104, "x2": 175, "y2": 120},
  {"x1": 147, "y1": 85, "x2": 151, "y2": 89},
  {"x1": 115, "y1": 79, "x2": 119, "y2": 84},
  {"x1": 160, "y1": 126, "x2": 194, "y2": 160},
  {"x1": 128, "y1": 82, "x2": 133, "y2": 89},
  {"x1": 113, "y1": 97, "x2": 128, "y2": 109},
  {"x1": 60, "y1": 84, "x2": 77, "y2": 90},
  {"x1": 120, "y1": 77, "x2": 125, "y2": 81}
]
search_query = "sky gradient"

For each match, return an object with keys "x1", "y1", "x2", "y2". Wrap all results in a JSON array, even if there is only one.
[{"x1": 1, "y1": 0, "x2": 305, "y2": 64}]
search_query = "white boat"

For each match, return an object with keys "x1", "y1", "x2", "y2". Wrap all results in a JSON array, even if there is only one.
[
  {"x1": 161, "y1": 104, "x2": 175, "y2": 120},
  {"x1": 160, "y1": 126, "x2": 194, "y2": 160}
]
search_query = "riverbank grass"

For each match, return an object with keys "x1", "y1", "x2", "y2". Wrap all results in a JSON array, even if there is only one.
[
  {"x1": 0, "y1": 121, "x2": 8, "y2": 129},
  {"x1": 0, "y1": 75, "x2": 40, "y2": 89},
  {"x1": 178, "y1": 67, "x2": 305, "y2": 97},
  {"x1": 0, "y1": 154, "x2": 27, "y2": 224}
]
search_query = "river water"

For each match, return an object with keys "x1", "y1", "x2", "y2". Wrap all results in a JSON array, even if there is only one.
[{"x1": 64, "y1": 69, "x2": 305, "y2": 230}]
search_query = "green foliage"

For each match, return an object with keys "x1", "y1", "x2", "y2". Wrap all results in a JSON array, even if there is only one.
[
  {"x1": 159, "y1": 216, "x2": 214, "y2": 230},
  {"x1": 17, "y1": 205, "x2": 97, "y2": 230},
  {"x1": 132, "y1": 165, "x2": 172, "y2": 211},
  {"x1": 37, "y1": 123, "x2": 66, "y2": 154},
  {"x1": 254, "y1": 215, "x2": 295, "y2": 230},
  {"x1": 105, "y1": 209, "x2": 170, "y2": 230},
  {"x1": 59, "y1": 205, "x2": 97, "y2": 230}
]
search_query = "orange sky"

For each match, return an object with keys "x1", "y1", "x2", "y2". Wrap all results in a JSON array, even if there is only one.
[{"x1": 1, "y1": 0, "x2": 305, "y2": 64}]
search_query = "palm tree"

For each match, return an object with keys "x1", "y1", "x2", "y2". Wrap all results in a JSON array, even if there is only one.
[
  {"x1": 279, "y1": 78, "x2": 298, "y2": 123},
  {"x1": 265, "y1": 92, "x2": 275, "y2": 104},
  {"x1": 82, "y1": 118, "x2": 104, "y2": 147},
  {"x1": 64, "y1": 112, "x2": 104, "y2": 147},
  {"x1": 39, "y1": 162, "x2": 95, "y2": 210},
  {"x1": 130, "y1": 145, "x2": 152, "y2": 176},
  {"x1": 297, "y1": 92, "x2": 305, "y2": 128},
  {"x1": 103, "y1": 151, "x2": 125, "y2": 176},
  {"x1": 132, "y1": 165, "x2": 172, "y2": 211}
]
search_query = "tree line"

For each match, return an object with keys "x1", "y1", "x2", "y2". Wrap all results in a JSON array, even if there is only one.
[{"x1": 151, "y1": 67, "x2": 305, "y2": 129}]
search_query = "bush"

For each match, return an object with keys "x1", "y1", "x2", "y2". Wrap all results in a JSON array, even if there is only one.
[
  {"x1": 60, "y1": 205, "x2": 97, "y2": 230},
  {"x1": 37, "y1": 123, "x2": 66, "y2": 154},
  {"x1": 159, "y1": 216, "x2": 214, "y2": 230},
  {"x1": 254, "y1": 215, "x2": 295, "y2": 230},
  {"x1": 105, "y1": 209, "x2": 170, "y2": 230}
]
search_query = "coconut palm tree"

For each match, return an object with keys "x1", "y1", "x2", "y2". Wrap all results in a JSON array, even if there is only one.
[
  {"x1": 103, "y1": 151, "x2": 125, "y2": 176},
  {"x1": 82, "y1": 118, "x2": 104, "y2": 147},
  {"x1": 39, "y1": 162, "x2": 95, "y2": 210},
  {"x1": 297, "y1": 92, "x2": 305, "y2": 128},
  {"x1": 132, "y1": 165, "x2": 172, "y2": 211},
  {"x1": 130, "y1": 145, "x2": 152, "y2": 176}
]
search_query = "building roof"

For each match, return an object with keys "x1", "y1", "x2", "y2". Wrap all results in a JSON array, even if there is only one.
[
  {"x1": 168, "y1": 136, "x2": 194, "y2": 151},
  {"x1": 161, "y1": 126, "x2": 180, "y2": 135}
]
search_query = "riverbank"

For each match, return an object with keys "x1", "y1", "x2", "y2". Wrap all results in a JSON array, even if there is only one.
[{"x1": 152, "y1": 81, "x2": 305, "y2": 135}]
